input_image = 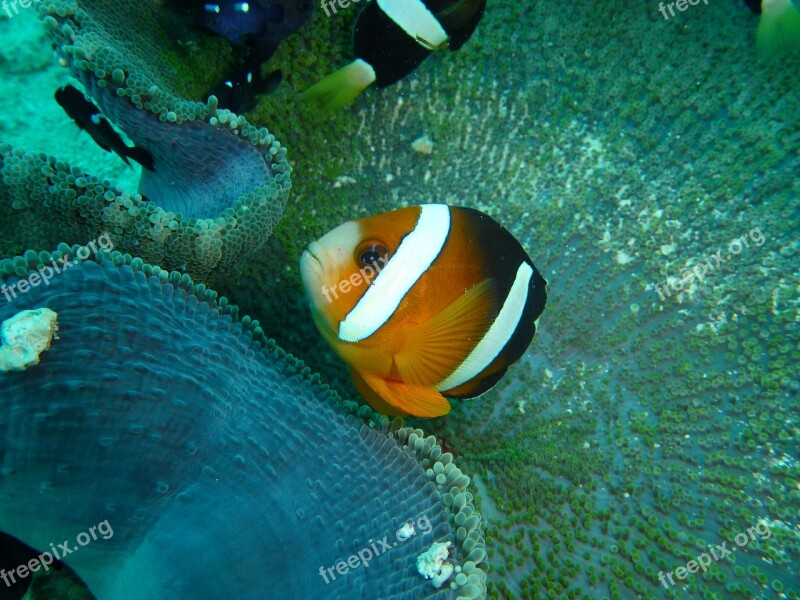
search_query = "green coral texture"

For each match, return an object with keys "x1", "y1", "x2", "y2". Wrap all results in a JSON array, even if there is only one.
[{"x1": 217, "y1": 1, "x2": 800, "y2": 599}]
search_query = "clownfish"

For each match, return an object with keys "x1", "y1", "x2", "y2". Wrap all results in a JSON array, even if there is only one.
[
  {"x1": 299, "y1": 204, "x2": 547, "y2": 418},
  {"x1": 301, "y1": 0, "x2": 487, "y2": 112}
]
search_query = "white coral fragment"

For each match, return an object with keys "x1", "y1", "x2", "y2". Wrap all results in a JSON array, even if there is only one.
[
  {"x1": 0, "y1": 308, "x2": 59, "y2": 372},
  {"x1": 411, "y1": 135, "x2": 434, "y2": 155},
  {"x1": 416, "y1": 541, "x2": 453, "y2": 589},
  {"x1": 615, "y1": 250, "x2": 634, "y2": 265},
  {"x1": 396, "y1": 522, "x2": 415, "y2": 541}
]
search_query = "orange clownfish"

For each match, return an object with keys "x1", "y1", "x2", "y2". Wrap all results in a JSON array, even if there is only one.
[{"x1": 299, "y1": 204, "x2": 547, "y2": 418}]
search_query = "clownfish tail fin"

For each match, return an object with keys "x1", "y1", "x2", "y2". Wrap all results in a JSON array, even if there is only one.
[{"x1": 300, "y1": 59, "x2": 377, "y2": 112}]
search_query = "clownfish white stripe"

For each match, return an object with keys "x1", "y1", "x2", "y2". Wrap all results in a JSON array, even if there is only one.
[
  {"x1": 338, "y1": 204, "x2": 451, "y2": 343},
  {"x1": 377, "y1": 0, "x2": 450, "y2": 49},
  {"x1": 435, "y1": 261, "x2": 534, "y2": 392}
]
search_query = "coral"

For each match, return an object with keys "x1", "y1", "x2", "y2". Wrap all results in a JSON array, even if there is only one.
[
  {"x1": 0, "y1": 248, "x2": 487, "y2": 599},
  {"x1": 0, "y1": 0, "x2": 292, "y2": 284},
  {"x1": 417, "y1": 541, "x2": 455, "y2": 589},
  {"x1": 0, "y1": 307, "x2": 58, "y2": 372}
]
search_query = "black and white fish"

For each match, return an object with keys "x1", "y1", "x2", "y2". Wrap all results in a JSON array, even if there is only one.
[
  {"x1": 166, "y1": 0, "x2": 314, "y2": 112},
  {"x1": 302, "y1": 0, "x2": 486, "y2": 111},
  {"x1": 55, "y1": 85, "x2": 155, "y2": 171}
]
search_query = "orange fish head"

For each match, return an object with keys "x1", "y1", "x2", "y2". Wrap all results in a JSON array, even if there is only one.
[{"x1": 299, "y1": 207, "x2": 421, "y2": 337}]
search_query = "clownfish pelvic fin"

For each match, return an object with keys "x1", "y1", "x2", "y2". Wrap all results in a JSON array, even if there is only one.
[{"x1": 355, "y1": 371, "x2": 452, "y2": 418}]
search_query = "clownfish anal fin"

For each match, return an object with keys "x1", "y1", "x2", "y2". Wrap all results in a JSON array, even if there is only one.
[
  {"x1": 444, "y1": 365, "x2": 507, "y2": 399},
  {"x1": 396, "y1": 278, "x2": 497, "y2": 386},
  {"x1": 354, "y1": 371, "x2": 451, "y2": 418},
  {"x1": 351, "y1": 370, "x2": 409, "y2": 417}
]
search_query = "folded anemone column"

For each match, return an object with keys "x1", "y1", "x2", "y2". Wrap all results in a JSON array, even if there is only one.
[
  {"x1": 0, "y1": 0, "x2": 291, "y2": 284},
  {"x1": 0, "y1": 249, "x2": 487, "y2": 600}
]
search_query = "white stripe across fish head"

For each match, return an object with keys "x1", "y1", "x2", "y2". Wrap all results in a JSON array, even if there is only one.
[
  {"x1": 338, "y1": 204, "x2": 451, "y2": 343},
  {"x1": 377, "y1": 0, "x2": 449, "y2": 49},
  {"x1": 435, "y1": 261, "x2": 534, "y2": 392}
]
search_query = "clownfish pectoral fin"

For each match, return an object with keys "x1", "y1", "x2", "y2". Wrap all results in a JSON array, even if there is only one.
[
  {"x1": 396, "y1": 278, "x2": 497, "y2": 386},
  {"x1": 353, "y1": 371, "x2": 452, "y2": 418},
  {"x1": 300, "y1": 59, "x2": 377, "y2": 112}
]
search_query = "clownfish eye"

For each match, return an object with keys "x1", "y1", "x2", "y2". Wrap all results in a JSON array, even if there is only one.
[{"x1": 356, "y1": 242, "x2": 389, "y2": 267}]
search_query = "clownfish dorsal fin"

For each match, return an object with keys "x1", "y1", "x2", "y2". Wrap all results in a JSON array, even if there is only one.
[
  {"x1": 435, "y1": 0, "x2": 487, "y2": 50},
  {"x1": 395, "y1": 277, "x2": 497, "y2": 387},
  {"x1": 356, "y1": 371, "x2": 452, "y2": 418}
]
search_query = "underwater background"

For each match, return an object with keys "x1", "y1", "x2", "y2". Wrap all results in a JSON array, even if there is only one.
[{"x1": 0, "y1": 0, "x2": 798, "y2": 599}]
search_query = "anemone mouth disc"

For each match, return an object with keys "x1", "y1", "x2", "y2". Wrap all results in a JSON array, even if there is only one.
[{"x1": 0, "y1": 250, "x2": 487, "y2": 599}]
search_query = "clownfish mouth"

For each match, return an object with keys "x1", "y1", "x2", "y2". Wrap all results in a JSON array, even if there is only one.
[
  {"x1": 299, "y1": 241, "x2": 328, "y2": 292},
  {"x1": 303, "y1": 241, "x2": 326, "y2": 270},
  {"x1": 303, "y1": 248, "x2": 322, "y2": 268}
]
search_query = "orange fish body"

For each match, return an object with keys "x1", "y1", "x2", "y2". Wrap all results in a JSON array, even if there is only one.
[{"x1": 300, "y1": 205, "x2": 547, "y2": 418}]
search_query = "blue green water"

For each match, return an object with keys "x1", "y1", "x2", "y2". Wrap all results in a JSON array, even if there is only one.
[{"x1": 0, "y1": 0, "x2": 798, "y2": 598}]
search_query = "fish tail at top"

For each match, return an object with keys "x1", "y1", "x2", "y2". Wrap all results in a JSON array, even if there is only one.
[
  {"x1": 757, "y1": 0, "x2": 800, "y2": 57},
  {"x1": 300, "y1": 59, "x2": 377, "y2": 112}
]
